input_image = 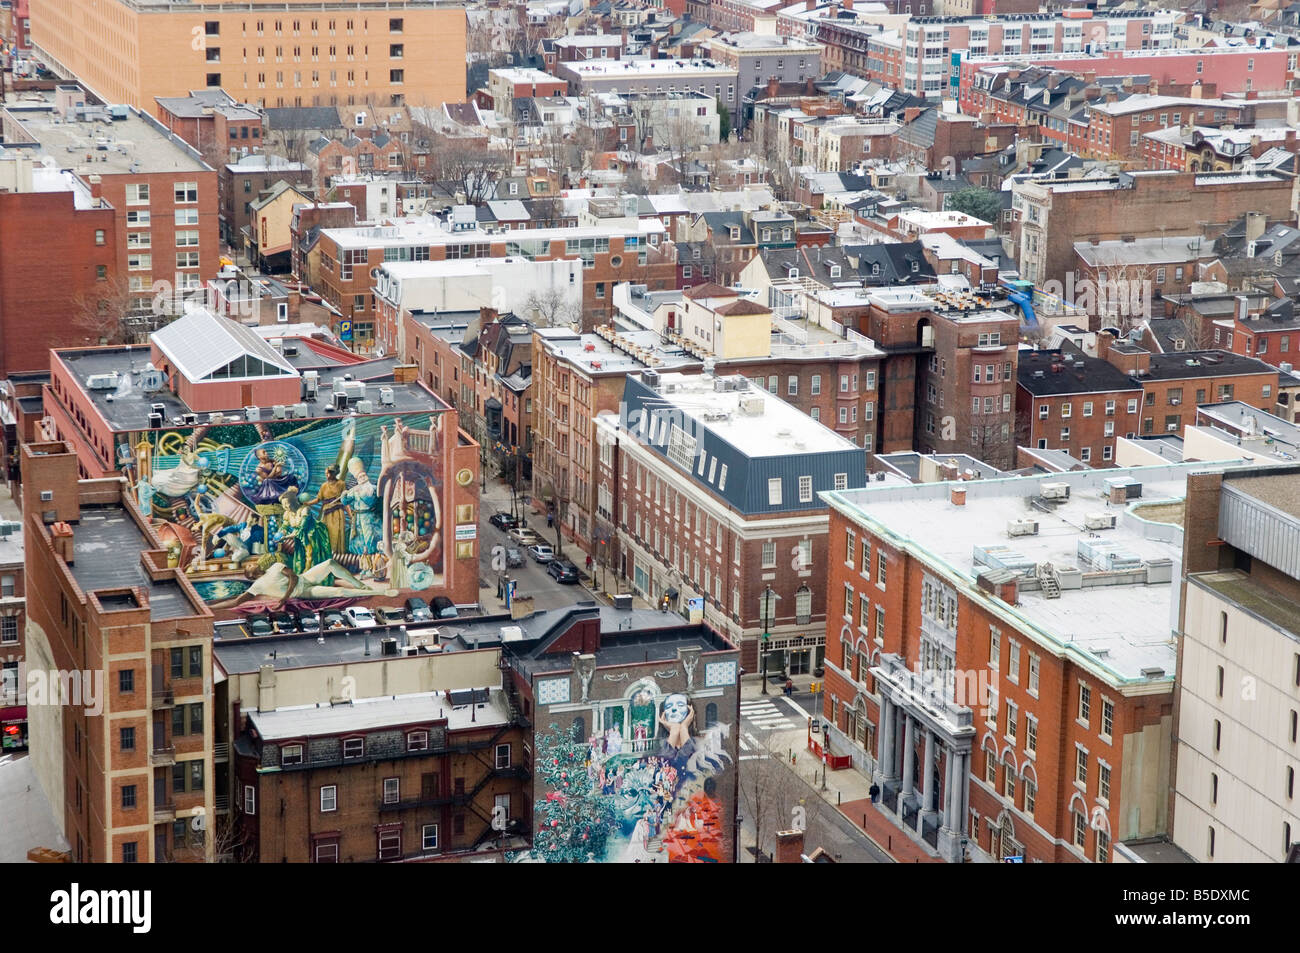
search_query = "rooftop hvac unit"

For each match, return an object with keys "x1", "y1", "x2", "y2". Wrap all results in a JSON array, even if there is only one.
[
  {"x1": 181, "y1": 413, "x2": 198, "y2": 426},
  {"x1": 1040, "y1": 481, "x2": 1070, "y2": 500},
  {"x1": 272, "y1": 405, "x2": 288, "y2": 420},
  {"x1": 86, "y1": 373, "x2": 120, "y2": 390},
  {"x1": 150, "y1": 402, "x2": 167, "y2": 416},
  {"x1": 291, "y1": 403, "x2": 310, "y2": 419},
  {"x1": 141, "y1": 364, "x2": 165, "y2": 391},
  {"x1": 148, "y1": 412, "x2": 164, "y2": 429},
  {"x1": 738, "y1": 395, "x2": 765, "y2": 416},
  {"x1": 1084, "y1": 512, "x2": 1116, "y2": 530},
  {"x1": 378, "y1": 386, "x2": 395, "y2": 406},
  {"x1": 641, "y1": 369, "x2": 661, "y2": 389},
  {"x1": 1007, "y1": 519, "x2": 1039, "y2": 537},
  {"x1": 282, "y1": 343, "x2": 299, "y2": 357},
  {"x1": 208, "y1": 413, "x2": 224, "y2": 424},
  {"x1": 303, "y1": 370, "x2": 320, "y2": 397},
  {"x1": 380, "y1": 637, "x2": 399, "y2": 656},
  {"x1": 333, "y1": 392, "x2": 349, "y2": 412},
  {"x1": 713, "y1": 377, "x2": 731, "y2": 392},
  {"x1": 0, "y1": 520, "x2": 21, "y2": 538},
  {"x1": 245, "y1": 406, "x2": 261, "y2": 422},
  {"x1": 356, "y1": 400, "x2": 374, "y2": 414}
]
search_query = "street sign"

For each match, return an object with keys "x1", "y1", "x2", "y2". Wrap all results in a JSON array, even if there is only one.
[
  {"x1": 339, "y1": 319, "x2": 353, "y2": 341},
  {"x1": 1004, "y1": 856, "x2": 1024, "y2": 863}
]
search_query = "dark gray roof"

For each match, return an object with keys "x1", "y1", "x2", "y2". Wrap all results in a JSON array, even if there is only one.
[
  {"x1": 1018, "y1": 348, "x2": 1142, "y2": 397},
  {"x1": 70, "y1": 507, "x2": 199, "y2": 621},
  {"x1": 263, "y1": 106, "x2": 344, "y2": 132},
  {"x1": 1146, "y1": 350, "x2": 1279, "y2": 381}
]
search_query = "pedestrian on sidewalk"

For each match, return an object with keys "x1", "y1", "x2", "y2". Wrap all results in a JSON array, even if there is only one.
[{"x1": 869, "y1": 783, "x2": 880, "y2": 803}]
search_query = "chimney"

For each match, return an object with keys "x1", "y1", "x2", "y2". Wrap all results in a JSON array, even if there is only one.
[
  {"x1": 904, "y1": 106, "x2": 923, "y2": 124},
  {"x1": 806, "y1": 0, "x2": 816, "y2": 8},
  {"x1": 1096, "y1": 329, "x2": 1115, "y2": 363},
  {"x1": 805, "y1": 76, "x2": 815, "y2": 95},
  {"x1": 767, "y1": 76, "x2": 779, "y2": 99},
  {"x1": 997, "y1": 576, "x2": 1019, "y2": 605},
  {"x1": 392, "y1": 364, "x2": 419, "y2": 384},
  {"x1": 775, "y1": 829, "x2": 806, "y2": 863},
  {"x1": 1245, "y1": 210, "x2": 1267, "y2": 245},
  {"x1": 51, "y1": 522, "x2": 75, "y2": 565},
  {"x1": 950, "y1": 486, "x2": 967, "y2": 506},
  {"x1": 842, "y1": 0, "x2": 853, "y2": 8}
]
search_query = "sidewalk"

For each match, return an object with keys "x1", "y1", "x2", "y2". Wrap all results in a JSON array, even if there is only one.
[{"x1": 739, "y1": 677, "x2": 941, "y2": 863}]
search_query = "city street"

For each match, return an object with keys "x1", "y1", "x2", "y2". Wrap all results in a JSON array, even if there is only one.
[{"x1": 476, "y1": 493, "x2": 600, "y2": 613}]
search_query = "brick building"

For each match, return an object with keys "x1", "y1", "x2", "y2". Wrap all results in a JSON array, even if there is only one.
[
  {"x1": 155, "y1": 89, "x2": 264, "y2": 168},
  {"x1": 821, "y1": 464, "x2": 1204, "y2": 863},
  {"x1": 0, "y1": 156, "x2": 118, "y2": 377},
  {"x1": 1016, "y1": 347, "x2": 1143, "y2": 467},
  {"x1": 594, "y1": 371, "x2": 869, "y2": 672},
  {"x1": 0, "y1": 520, "x2": 27, "y2": 752},
  {"x1": 22, "y1": 440, "x2": 216, "y2": 863},
  {"x1": 221, "y1": 154, "x2": 312, "y2": 248},
  {"x1": 42, "y1": 308, "x2": 482, "y2": 616}
]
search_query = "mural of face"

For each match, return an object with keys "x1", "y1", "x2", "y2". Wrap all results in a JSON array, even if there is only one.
[{"x1": 662, "y1": 694, "x2": 689, "y2": 724}]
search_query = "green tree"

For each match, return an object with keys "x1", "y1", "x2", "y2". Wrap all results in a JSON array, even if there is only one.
[
  {"x1": 946, "y1": 187, "x2": 1002, "y2": 226},
  {"x1": 717, "y1": 98, "x2": 731, "y2": 143},
  {"x1": 532, "y1": 723, "x2": 620, "y2": 862}
]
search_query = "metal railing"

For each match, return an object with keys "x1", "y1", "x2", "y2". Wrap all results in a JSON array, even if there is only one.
[{"x1": 150, "y1": 745, "x2": 176, "y2": 766}]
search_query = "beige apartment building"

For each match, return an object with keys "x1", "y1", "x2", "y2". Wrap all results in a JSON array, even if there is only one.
[{"x1": 31, "y1": 0, "x2": 466, "y2": 111}]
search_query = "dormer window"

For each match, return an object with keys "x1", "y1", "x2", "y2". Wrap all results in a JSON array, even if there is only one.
[
  {"x1": 872, "y1": 263, "x2": 880, "y2": 276},
  {"x1": 911, "y1": 260, "x2": 920, "y2": 273},
  {"x1": 830, "y1": 264, "x2": 842, "y2": 278},
  {"x1": 693, "y1": 247, "x2": 701, "y2": 259},
  {"x1": 509, "y1": 182, "x2": 518, "y2": 195},
  {"x1": 762, "y1": 229, "x2": 772, "y2": 242},
  {"x1": 783, "y1": 228, "x2": 792, "y2": 241},
  {"x1": 729, "y1": 227, "x2": 740, "y2": 241},
  {"x1": 789, "y1": 267, "x2": 799, "y2": 279}
]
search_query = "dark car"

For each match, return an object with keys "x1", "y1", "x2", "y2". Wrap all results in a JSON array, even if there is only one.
[
  {"x1": 405, "y1": 597, "x2": 434, "y2": 623},
  {"x1": 431, "y1": 595, "x2": 459, "y2": 619},
  {"x1": 271, "y1": 610, "x2": 298, "y2": 633},
  {"x1": 247, "y1": 612, "x2": 273, "y2": 637},
  {"x1": 297, "y1": 610, "x2": 321, "y2": 633},
  {"x1": 489, "y1": 512, "x2": 519, "y2": 531},
  {"x1": 547, "y1": 559, "x2": 580, "y2": 584},
  {"x1": 321, "y1": 609, "x2": 349, "y2": 631},
  {"x1": 505, "y1": 546, "x2": 525, "y2": 568}
]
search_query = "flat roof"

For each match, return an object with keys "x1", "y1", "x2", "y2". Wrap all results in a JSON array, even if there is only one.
[
  {"x1": 1190, "y1": 569, "x2": 1299, "y2": 638},
  {"x1": 320, "y1": 217, "x2": 664, "y2": 251},
  {"x1": 1146, "y1": 350, "x2": 1277, "y2": 381},
  {"x1": 2, "y1": 97, "x2": 208, "y2": 175},
  {"x1": 823, "y1": 464, "x2": 1215, "y2": 684},
  {"x1": 559, "y1": 59, "x2": 736, "y2": 78},
  {"x1": 248, "y1": 689, "x2": 511, "y2": 740},
  {"x1": 54, "y1": 343, "x2": 446, "y2": 432},
  {"x1": 69, "y1": 506, "x2": 198, "y2": 621},
  {"x1": 1225, "y1": 471, "x2": 1300, "y2": 520}
]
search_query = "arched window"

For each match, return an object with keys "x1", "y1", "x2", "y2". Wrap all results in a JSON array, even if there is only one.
[
  {"x1": 571, "y1": 716, "x2": 585, "y2": 743},
  {"x1": 705, "y1": 703, "x2": 718, "y2": 728},
  {"x1": 795, "y1": 585, "x2": 812, "y2": 624}
]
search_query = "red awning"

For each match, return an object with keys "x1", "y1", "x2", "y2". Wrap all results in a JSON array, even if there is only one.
[{"x1": 0, "y1": 706, "x2": 27, "y2": 721}]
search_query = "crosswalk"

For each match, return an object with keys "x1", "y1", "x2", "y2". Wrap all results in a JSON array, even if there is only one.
[{"x1": 740, "y1": 698, "x2": 796, "y2": 733}]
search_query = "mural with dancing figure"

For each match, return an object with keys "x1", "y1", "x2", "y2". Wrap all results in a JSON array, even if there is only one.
[
  {"x1": 520, "y1": 678, "x2": 732, "y2": 863},
  {"x1": 114, "y1": 412, "x2": 448, "y2": 611}
]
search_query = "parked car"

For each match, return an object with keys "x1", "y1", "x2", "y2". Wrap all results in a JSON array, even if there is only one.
[
  {"x1": 430, "y1": 596, "x2": 458, "y2": 619},
  {"x1": 344, "y1": 606, "x2": 377, "y2": 628},
  {"x1": 528, "y1": 543, "x2": 555, "y2": 563},
  {"x1": 297, "y1": 610, "x2": 321, "y2": 633},
  {"x1": 505, "y1": 546, "x2": 525, "y2": 568},
  {"x1": 509, "y1": 526, "x2": 542, "y2": 546},
  {"x1": 405, "y1": 597, "x2": 434, "y2": 623},
  {"x1": 321, "y1": 610, "x2": 349, "y2": 631},
  {"x1": 247, "y1": 612, "x2": 273, "y2": 637},
  {"x1": 374, "y1": 606, "x2": 406, "y2": 624},
  {"x1": 547, "y1": 558, "x2": 579, "y2": 584},
  {"x1": 488, "y1": 512, "x2": 519, "y2": 531},
  {"x1": 271, "y1": 610, "x2": 298, "y2": 633}
]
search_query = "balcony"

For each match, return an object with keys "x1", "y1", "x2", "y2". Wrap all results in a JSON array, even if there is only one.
[
  {"x1": 214, "y1": 796, "x2": 230, "y2": 814},
  {"x1": 153, "y1": 797, "x2": 175, "y2": 822},
  {"x1": 151, "y1": 689, "x2": 175, "y2": 709},
  {"x1": 150, "y1": 745, "x2": 176, "y2": 766},
  {"x1": 213, "y1": 742, "x2": 230, "y2": 762}
]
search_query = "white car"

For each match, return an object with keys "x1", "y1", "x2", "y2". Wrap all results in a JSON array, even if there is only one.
[
  {"x1": 344, "y1": 606, "x2": 377, "y2": 628},
  {"x1": 528, "y1": 543, "x2": 555, "y2": 563}
]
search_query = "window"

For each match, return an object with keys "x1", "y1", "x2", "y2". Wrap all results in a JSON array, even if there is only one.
[
  {"x1": 1007, "y1": 641, "x2": 1020, "y2": 682},
  {"x1": 767, "y1": 478, "x2": 782, "y2": 506},
  {"x1": 989, "y1": 627, "x2": 1001, "y2": 669},
  {"x1": 1025, "y1": 714, "x2": 1037, "y2": 755},
  {"x1": 985, "y1": 751, "x2": 996, "y2": 784},
  {"x1": 1101, "y1": 699, "x2": 1113, "y2": 739},
  {"x1": 798, "y1": 476, "x2": 813, "y2": 503},
  {"x1": 118, "y1": 669, "x2": 134, "y2": 693},
  {"x1": 383, "y1": 778, "x2": 400, "y2": 804},
  {"x1": 1003, "y1": 760, "x2": 1015, "y2": 799},
  {"x1": 1024, "y1": 779, "x2": 1036, "y2": 818},
  {"x1": 123, "y1": 842, "x2": 138, "y2": 864},
  {"x1": 126, "y1": 184, "x2": 149, "y2": 205},
  {"x1": 281, "y1": 744, "x2": 304, "y2": 766},
  {"x1": 176, "y1": 251, "x2": 200, "y2": 269},
  {"x1": 315, "y1": 841, "x2": 340, "y2": 863},
  {"x1": 495, "y1": 744, "x2": 512, "y2": 769},
  {"x1": 1214, "y1": 718, "x2": 1221, "y2": 752},
  {"x1": 320, "y1": 785, "x2": 337, "y2": 812},
  {"x1": 120, "y1": 727, "x2": 135, "y2": 751},
  {"x1": 1096, "y1": 829, "x2": 1110, "y2": 864},
  {"x1": 1208, "y1": 826, "x2": 1215, "y2": 859},
  {"x1": 788, "y1": 376, "x2": 798, "y2": 396},
  {"x1": 244, "y1": 785, "x2": 256, "y2": 815},
  {"x1": 875, "y1": 605, "x2": 885, "y2": 644},
  {"x1": 843, "y1": 584, "x2": 853, "y2": 619},
  {"x1": 876, "y1": 552, "x2": 887, "y2": 588},
  {"x1": 343, "y1": 737, "x2": 364, "y2": 760},
  {"x1": 1099, "y1": 762, "x2": 1111, "y2": 801},
  {"x1": 175, "y1": 208, "x2": 199, "y2": 226},
  {"x1": 378, "y1": 829, "x2": 402, "y2": 860},
  {"x1": 175, "y1": 230, "x2": 200, "y2": 248},
  {"x1": 422, "y1": 824, "x2": 439, "y2": 851},
  {"x1": 407, "y1": 730, "x2": 428, "y2": 752},
  {"x1": 810, "y1": 375, "x2": 821, "y2": 395},
  {"x1": 1076, "y1": 747, "x2": 1088, "y2": 786},
  {"x1": 1006, "y1": 700, "x2": 1017, "y2": 742},
  {"x1": 762, "y1": 542, "x2": 777, "y2": 568},
  {"x1": 174, "y1": 182, "x2": 198, "y2": 203},
  {"x1": 834, "y1": 473, "x2": 848, "y2": 491},
  {"x1": 1078, "y1": 684, "x2": 1091, "y2": 725}
]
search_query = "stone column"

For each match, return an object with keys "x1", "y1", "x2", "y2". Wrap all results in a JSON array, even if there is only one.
[
  {"x1": 943, "y1": 747, "x2": 957, "y2": 829},
  {"x1": 956, "y1": 751, "x2": 970, "y2": 834},
  {"x1": 901, "y1": 714, "x2": 916, "y2": 797},
  {"x1": 876, "y1": 697, "x2": 892, "y2": 775},
  {"x1": 921, "y1": 729, "x2": 936, "y2": 813}
]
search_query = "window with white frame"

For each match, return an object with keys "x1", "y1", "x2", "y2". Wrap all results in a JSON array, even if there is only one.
[
  {"x1": 762, "y1": 542, "x2": 776, "y2": 568},
  {"x1": 343, "y1": 737, "x2": 364, "y2": 760},
  {"x1": 989, "y1": 626, "x2": 1001, "y2": 669},
  {"x1": 1025, "y1": 714, "x2": 1037, "y2": 755},
  {"x1": 495, "y1": 744, "x2": 512, "y2": 769},
  {"x1": 407, "y1": 730, "x2": 428, "y2": 751},
  {"x1": 1028, "y1": 653, "x2": 1040, "y2": 696},
  {"x1": 798, "y1": 475, "x2": 813, "y2": 503},
  {"x1": 876, "y1": 552, "x2": 886, "y2": 588},
  {"x1": 320, "y1": 785, "x2": 337, "y2": 812},
  {"x1": 281, "y1": 744, "x2": 304, "y2": 765},
  {"x1": 243, "y1": 785, "x2": 256, "y2": 815},
  {"x1": 422, "y1": 824, "x2": 439, "y2": 851},
  {"x1": 1075, "y1": 747, "x2": 1088, "y2": 785},
  {"x1": 383, "y1": 777, "x2": 400, "y2": 804},
  {"x1": 1078, "y1": 684, "x2": 1091, "y2": 725}
]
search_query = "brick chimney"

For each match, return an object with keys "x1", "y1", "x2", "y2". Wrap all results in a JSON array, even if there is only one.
[
  {"x1": 904, "y1": 106, "x2": 924, "y2": 124},
  {"x1": 767, "y1": 76, "x2": 779, "y2": 98},
  {"x1": 1103, "y1": 342, "x2": 1151, "y2": 376},
  {"x1": 775, "y1": 829, "x2": 805, "y2": 863},
  {"x1": 392, "y1": 364, "x2": 419, "y2": 384},
  {"x1": 950, "y1": 486, "x2": 967, "y2": 506},
  {"x1": 51, "y1": 521, "x2": 75, "y2": 565},
  {"x1": 842, "y1": 0, "x2": 853, "y2": 7}
]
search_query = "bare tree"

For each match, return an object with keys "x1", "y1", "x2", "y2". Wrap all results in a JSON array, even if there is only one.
[
  {"x1": 524, "y1": 287, "x2": 580, "y2": 328},
  {"x1": 660, "y1": 112, "x2": 708, "y2": 186},
  {"x1": 423, "y1": 134, "x2": 509, "y2": 206},
  {"x1": 68, "y1": 275, "x2": 136, "y2": 347},
  {"x1": 738, "y1": 744, "x2": 807, "y2": 863}
]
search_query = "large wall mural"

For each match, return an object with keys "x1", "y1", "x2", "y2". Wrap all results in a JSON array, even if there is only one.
[
  {"x1": 113, "y1": 413, "x2": 448, "y2": 610},
  {"x1": 521, "y1": 678, "x2": 734, "y2": 863}
]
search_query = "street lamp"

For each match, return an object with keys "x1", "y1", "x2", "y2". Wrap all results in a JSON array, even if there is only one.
[{"x1": 759, "y1": 585, "x2": 779, "y2": 696}]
